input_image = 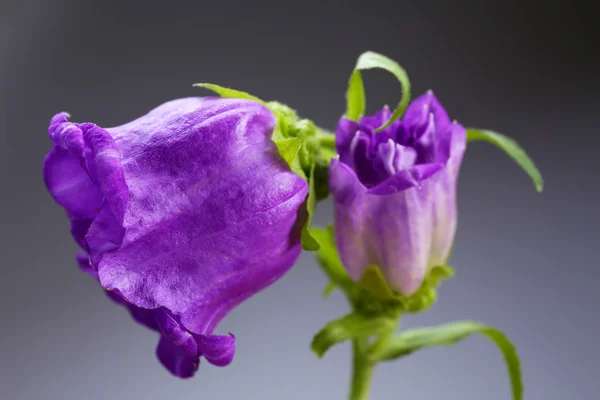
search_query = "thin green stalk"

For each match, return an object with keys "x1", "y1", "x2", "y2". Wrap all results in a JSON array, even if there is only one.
[
  {"x1": 349, "y1": 319, "x2": 398, "y2": 400},
  {"x1": 350, "y1": 338, "x2": 374, "y2": 400},
  {"x1": 369, "y1": 319, "x2": 398, "y2": 360}
]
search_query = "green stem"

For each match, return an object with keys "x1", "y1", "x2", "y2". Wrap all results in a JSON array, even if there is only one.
[
  {"x1": 370, "y1": 319, "x2": 398, "y2": 360},
  {"x1": 350, "y1": 338, "x2": 374, "y2": 400},
  {"x1": 349, "y1": 319, "x2": 398, "y2": 400}
]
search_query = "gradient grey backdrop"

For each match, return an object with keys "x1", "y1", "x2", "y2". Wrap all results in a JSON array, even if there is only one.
[{"x1": 1, "y1": 1, "x2": 597, "y2": 399}]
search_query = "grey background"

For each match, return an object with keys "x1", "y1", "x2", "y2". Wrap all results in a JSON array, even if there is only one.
[{"x1": 1, "y1": 1, "x2": 597, "y2": 399}]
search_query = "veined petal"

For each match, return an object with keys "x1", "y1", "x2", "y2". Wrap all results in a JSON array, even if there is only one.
[
  {"x1": 331, "y1": 94, "x2": 465, "y2": 297},
  {"x1": 330, "y1": 158, "x2": 436, "y2": 295},
  {"x1": 46, "y1": 97, "x2": 308, "y2": 378},
  {"x1": 368, "y1": 163, "x2": 443, "y2": 195},
  {"x1": 335, "y1": 117, "x2": 360, "y2": 165},
  {"x1": 156, "y1": 336, "x2": 200, "y2": 378},
  {"x1": 43, "y1": 146, "x2": 103, "y2": 220},
  {"x1": 196, "y1": 333, "x2": 235, "y2": 367},
  {"x1": 331, "y1": 168, "x2": 434, "y2": 295},
  {"x1": 403, "y1": 91, "x2": 451, "y2": 137},
  {"x1": 428, "y1": 122, "x2": 466, "y2": 266}
]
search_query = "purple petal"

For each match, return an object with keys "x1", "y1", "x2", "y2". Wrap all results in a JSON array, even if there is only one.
[
  {"x1": 335, "y1": 117, "x2": 360, "y2": 163},
  {"x1": 196, "y1": 333, "x2": 236, "y2": 367},
  {"x1": 347, "y1": 130, "x2": 387, "y2": 187},
  {"x1": 403, "y1": 91, "x2": 452, "y2": 138},
  {"x1": 47, "y1": 97, "x2": 308, "y2": 377},
  {"x1": 328, "y1": 158, "x2": 367, "y2": 207},
  {"x1": 428, "y1": 122, "x2": 466, "y2": 266},
  {"x1": 331, "y1": 170, "x2": 434, "y2": 295},
  {"x1": 155, "y1": 310, "x2": 198, "y2": 358},
  {"x1": 81, "y1": 98, "x2": 306, "y2": 335},
  {"x1": 44, "y1": 117, "x2": 129, "y2": 262},
  {"x1": 156, "y1": 336, "x2": 200, "y2": 379},
  {"x1": 330, "y1": 95, "x2": 466, "y2": 297},
  {"x1": 76, "y1": 252, "x2": 96, "y2": 277},
  {"x1": 368, "y1": 163, "x2": 443, "y2": 195},
  {"x1": 43, "y1": 146, "x2": 103, "y2": 220},
  {"x1": 330, "y1": 159, "x2": 447, "y2": 295},
  {"x1": 359, "y1": 106, "x2": 392, "y2": 131},
  {"x1": 77, "y1": 252, "x2": 159, "y2": 331},
  {"x1": 70, "y1": 219, "x2": 93, "y2": 250}
]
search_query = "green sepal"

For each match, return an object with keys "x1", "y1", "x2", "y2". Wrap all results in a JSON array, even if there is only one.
[
  {"x1": 311, "y1": 226, "x2": 354, "y2": 293},
  {"x1": 355, "y1": 264, "x2": 454, "y2": 314},
  {"x1": 300, "y1": 165, "x2": 319, "y2": 251},
  {"x1": 274, "y1": 137, "x2": 302, "y2": 173},
  {"x1": 346, "y1": 51, "x2": 411, "y2": 132},
  {"x1": 375, "y1": 321, "x2": 523, "y2": 400},
  {"x1": 466, "y1": 128, "x2": 543, "y2": 192},
  {"x1": 322, "y1": 281, "x2": 337, "y2": 298},
  {"x1": 273, "y1": 136, "x2": 307, "y2": 192},
  {"x1": 402, "y1": 265, "x2": 454, "y2": 313},
  {"x1": 357, "y1": 265, "x2": 396, "y2": 301},
  {"x1": 267, "y1": 101, "x2": 300, "y2": 138},
  {"x1": 312, "y1": 159, "x2": 331, "y2": 201},
  {"x1": 311, "y1": 313, "x2": 396, "y2": 358},
  {"x1": 193, "y1": 83, "x2": 266, "y2": 105}
]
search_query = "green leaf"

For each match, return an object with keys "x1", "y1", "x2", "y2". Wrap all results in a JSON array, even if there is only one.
[
  {"x1": 346, "y1": 69, "x2": 366, "y2": 121},
  {"x1": 322, "y1": 281, "x2": 337, "y2": 298},
  {"x1": 346, "y1": 51, "x2": 411, "y2": 132},
  {"x1": 355, "y1": 264, "x2": 454, "y2": 314},
  {"x1": 466, "y1": 128, "x2": 543, "y2": 192},
  {"x1": 311, "y1": 313, "x2": 396, "y2": 358},
  {"x1": 401, "y1": 265, "x2": 454, "y2": 313},
  {"x1": 274, "y1": 137, "x2": 302, "y2": 171},
  {"x1": 267, "y1": 101, "x2": 299, "y2": 133},
  {"x1": 311, "y1": 226, "x2": 353, "y2": 290},
  {"x1": 358, "y1": 265, "x2": 397, "y2": 301},
  {"x1": 193, "y1": 83, "x2": 267, "y2": 105},
  {"x1": 300, "y1": 165, "x2": 319, "y2": 251},
  {"x1": 376, "y1": 321, "x2": 523, "y2": 400}
]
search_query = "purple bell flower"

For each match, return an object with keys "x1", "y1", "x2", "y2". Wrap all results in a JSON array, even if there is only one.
[
  {"x1": 44, "y1": 97, "x2": 308, "y2": 378},
  {"x1": 329, "y1": 91, "x2": 466, "y2": 296}
]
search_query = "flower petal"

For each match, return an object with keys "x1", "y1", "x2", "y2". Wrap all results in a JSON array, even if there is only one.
[
  {"x1": 43, "y1": 146, "x2": 103, "y2": 220},
  {"x1": 403, "y1": 91, "x2": 451, "y2": 138},
  {"x1": 335, "y1": 117, "x2": 359, "y2": 164},
  {"x1": 428, "y1": 122, "x2": 466, "y2": 266},
  {"x1": 156, "y1": 336, "x2": 200, "y2": 379},
  {"x1": 48, "y1": 98, "x2": 308, "y2": 378},
  {"x1": 155, "y1": 310, "x2": 198, "y2": 358},
  {"x1": 368, "y1": 163, "x2": 443, "y2": 195},
  {"x1": 92, "y1": 98, "x2": 307, "y2": 335},
  {"x1": 330, "y1": 161, "x2": 435, "y2": 296},
  {"x1": 77, "y1": 253, "x2": 159, "y2": 330},
  {"x1": 196, "y1": 333, "x2": 236, "y2": 367}
]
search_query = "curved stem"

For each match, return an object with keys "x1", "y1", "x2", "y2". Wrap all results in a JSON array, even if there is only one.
[
  {"x1": 350, "y1": 338, "x2": 374, "y2": 400},
  {"x1": 370, "y1": 319, "x2": 399, "y2": 360}
]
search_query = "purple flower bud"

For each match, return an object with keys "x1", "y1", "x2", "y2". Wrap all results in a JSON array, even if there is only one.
[
  {"x1": 330, "y1": 92, "x2": 466, "y2": 296},
  {"x1": 44, "y1": 97, "x2": 308, "y2": 377}
]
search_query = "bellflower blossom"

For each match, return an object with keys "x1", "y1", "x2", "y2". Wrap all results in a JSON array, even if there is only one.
[
  {"x1": 329, "y1": 91, "x2": 466, "y2": 296},
  {"x1": 44, "y1": 97, "x2": 308, "y2": 377}
]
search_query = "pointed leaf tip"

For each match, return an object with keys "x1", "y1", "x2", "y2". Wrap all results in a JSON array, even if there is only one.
[
  {"x1": 193, "y1": 83, "x2": 266, "y2": 105},
  {"x1": 466, "y1": 128, "x2": 543, "y2": 192},
  {"x1": 300, "y1": 165, "x2": 320, "y2": 251},
  {"x1": 346, "y1": 51, "x2": 411, "y2": 132}
]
